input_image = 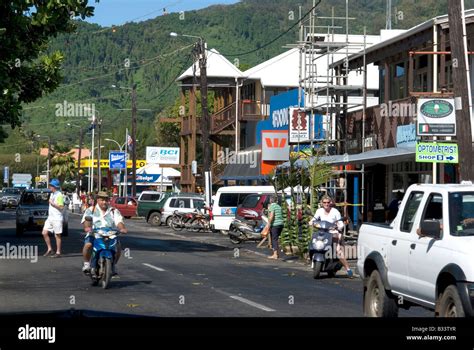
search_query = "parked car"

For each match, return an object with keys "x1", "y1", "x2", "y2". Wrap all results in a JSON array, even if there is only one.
[
  {"x1": 110, "y1": 196, "x2": 138, "y2": 218},
  {"x1": 137, "y1": 191, "x2": 201, "y2": 226},
  {"x1": 16, "y1": 189, "x2": 69, "y2": 236},
  {"x1": 236, "y1": 193, "x2": 271, "y2": 221},
  {"x1": 161, "y1": 195, "x2": 205, "y2": 226},
  {"x1": 1, "y1": 187, "x2": 22, "y2": 210},
  {"x1": 358, "y1": 182, "x2": 474, "y2": 317}
]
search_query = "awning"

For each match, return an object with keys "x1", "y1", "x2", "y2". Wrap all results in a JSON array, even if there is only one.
[
  {"x1": 279, "y1": 146, "x2": 416, "y2": 169},
  {"x1": 220, "y1": 145, "x2": 266, "y2": 181}
]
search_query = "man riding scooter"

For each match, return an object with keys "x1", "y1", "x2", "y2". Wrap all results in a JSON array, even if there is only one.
[
  {"x1": 81, "y1": 191, "x2": 127, "y2": 275},
  {"x1": 308, "y1": 195, "x2": 353, "y2": 278}
]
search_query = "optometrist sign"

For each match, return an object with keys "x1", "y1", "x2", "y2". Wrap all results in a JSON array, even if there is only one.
[
  {"x1": 416, "y1": 142, "x2": 459, "y2": 164},
  {"x1": 417, "y1": 98, "x2": 456, "y2": 136}
]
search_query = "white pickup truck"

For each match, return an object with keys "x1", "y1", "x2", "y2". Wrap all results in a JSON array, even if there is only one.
[{"x1": 357, "y1": 183, "x2": 474, "y2": 317}]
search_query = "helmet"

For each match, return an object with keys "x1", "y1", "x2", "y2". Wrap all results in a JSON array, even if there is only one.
[{"x1": 49, "y1": 179, "x2": 61, "y2": 188}]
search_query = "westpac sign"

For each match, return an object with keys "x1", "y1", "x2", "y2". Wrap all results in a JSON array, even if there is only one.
[{"x1": 146, "y1": 147, "x2": 180, "y2": 165}]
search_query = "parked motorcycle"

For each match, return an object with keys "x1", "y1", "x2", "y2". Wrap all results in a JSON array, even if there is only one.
[
  {"x1": 228, "y1": 214, "x2": 268, "y2": 244},
  {"x1": 309, "y1": 219, "x2": 344, "y2": 279},
  {"x1": 169, "y1": 211, "x2": 195, "y2": 231},
  {"x1": 87, "y1": 223, "x2": 120, "y2": 289}
]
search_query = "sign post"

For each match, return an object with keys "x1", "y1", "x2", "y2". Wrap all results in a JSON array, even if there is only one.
[{"x1": 109, "y1": 151, "x2": 126, "y2": 196}]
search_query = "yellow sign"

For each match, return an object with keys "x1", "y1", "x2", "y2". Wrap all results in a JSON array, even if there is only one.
[{"x1": 75, "y1": 159, "x2": 147, "y2": 169}]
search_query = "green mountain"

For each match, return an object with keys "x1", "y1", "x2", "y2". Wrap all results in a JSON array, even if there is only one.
[{"x1": 2, "y1": 0, "x2": 473, "y2": 158}]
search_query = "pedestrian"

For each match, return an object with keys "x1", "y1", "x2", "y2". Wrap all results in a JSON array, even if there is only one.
[
  {"x1": 388, "y1": 191, "x2": 403, "y2": 221},
  {"x1": 309, "y1": 195, "x2": 353, "y2": 277},
  {"x1": 41, "y1": 179, "x2": 65, "y2": 258},
  {"x1": 266, "y1": 195, "x2": 284, "y2": 259},
  {"x1": 368, "y1": 194, "x2": 388, "y2": 223}
]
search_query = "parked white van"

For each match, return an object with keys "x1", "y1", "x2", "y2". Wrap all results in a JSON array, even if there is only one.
[{"x1": 211, "y1": 186, "x2": 275, "y2": 232}]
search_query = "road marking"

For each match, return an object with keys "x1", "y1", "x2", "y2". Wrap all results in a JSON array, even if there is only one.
[
  {"x1": 142, "y1": 263, "x2": 165, "y2": 272},
  {"x1": 229, "y1": 295, "x2": 275, "y2": 312}
]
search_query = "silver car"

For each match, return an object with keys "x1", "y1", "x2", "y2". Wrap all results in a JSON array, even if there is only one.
[
  {"x1": 16, "y1": 189, "x2": 69, "y2": 236},
  {"x1": 161, "y1": 196, "x2": 205, "y2": 226}
]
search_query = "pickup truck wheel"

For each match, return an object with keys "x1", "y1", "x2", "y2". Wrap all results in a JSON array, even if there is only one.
[
  {"x1": 148, "y1": 213, "x2": 161, "y2": 226},
  {"x1": 364, "y1": 270, "x2": 398, "y2": 317},
  {"x1": 313, "y1": 262, "x2": 323, "y2": 279},
  {"x1": 438, "y1": 285, "x2": 465, "y2": 317}
]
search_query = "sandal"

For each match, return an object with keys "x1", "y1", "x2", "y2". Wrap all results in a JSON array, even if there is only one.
[
  {"x1": 267, "y1": 255, "x2": 278, "y2": 260},
  {"x1": 50, "y1": 253, "x2": 61, "y2": 258},
  {"x1": 43, "y1": 250, "x2": 53, "y2": 257}
]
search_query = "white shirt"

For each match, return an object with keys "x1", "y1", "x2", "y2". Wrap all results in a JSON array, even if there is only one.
[
  {"x1": 48, "y1": 191, "x2": 64, "y2": 221},
  {"x1": 310, "y1": 207, "x2": 344, "y2": 231}
]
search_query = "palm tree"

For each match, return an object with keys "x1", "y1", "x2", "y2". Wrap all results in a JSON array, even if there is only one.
[{"x1": 50, "y1": 151, "x2": 76, "y2": 182}]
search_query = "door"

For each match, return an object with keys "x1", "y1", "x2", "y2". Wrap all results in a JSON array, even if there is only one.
[
  {"x1": 388, "y1": 191, "x2": 424, "y2": 296},
  {"x1": 114, "y1": 197, "x2": 126, "y2": 213},
  {"x1": 407, "y1": 193, "x2": 446, "y2": 304},
  {"x1": 124, "y1": 197, "x2": 137, "y2": 217}
]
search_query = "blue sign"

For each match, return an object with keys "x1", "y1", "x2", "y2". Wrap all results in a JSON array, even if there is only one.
[
  {"x1": 396, "y1": 124, "x2": 417, "y2": 148},
  {"x1": 255, "y1": 89, "x2": 323, "y2": 144},
  {"x1": 109, "y1": 152, "x2": 126, "y2": 169},
  {"x1": 136, "y1": 174, "x2": 161, "y2": 183},
  {"x1": 256, "y1": 89, "x2": 300, "y2": 144}
]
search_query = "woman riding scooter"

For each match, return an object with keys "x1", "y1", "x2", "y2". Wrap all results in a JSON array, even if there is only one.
[{"x1": 309, "y1": 195, "x2": 353, "y2": 278}]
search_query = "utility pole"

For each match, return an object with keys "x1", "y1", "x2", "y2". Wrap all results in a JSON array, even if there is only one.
[
  {"x1": 198, "y1": 39, "x2": 210, "y2": 173},
  {"x1": 47, "y1": 137, "x2": 51, "y2": 185},
  {"x1": 76, "y1": 128, "x2": 84, "y2": 195},
  {"x1": 97, "y1": 119, "x2": 102, "y2": 192},
  {"x1": 131, "y1": 83, "x2": 138, "y2": 197},
  {"x1": 448, "y1": 0, "x2": 474, "y2": 181}
]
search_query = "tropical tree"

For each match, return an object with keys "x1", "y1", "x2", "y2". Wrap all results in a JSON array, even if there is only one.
[
  {"x1": 50, "y1": 152, "x2": 76, "y2": 182},
  {"x1": 0, "y1": 0, "x2": 96, "y2": 141}
]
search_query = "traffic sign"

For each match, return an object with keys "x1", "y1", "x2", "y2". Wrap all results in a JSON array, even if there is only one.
[
  {"x1": 416, "y1": 142, "x2": 459, "y2": 163},
  {"x1": 109, "y1": 151, "x2": 126, "y2": 169}
]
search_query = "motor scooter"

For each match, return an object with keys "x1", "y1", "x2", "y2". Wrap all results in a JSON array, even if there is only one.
[
  {"x1": 228, "y1": 214, "x2": 268, "y2": 244},
  {"x1": 84, "y1": 216, "x2": 120, "y2": 289},
  {"x1": 309, "y1": 219, "x2": 344, "y2": 278}
]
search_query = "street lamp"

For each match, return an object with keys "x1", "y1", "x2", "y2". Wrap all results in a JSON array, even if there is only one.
[
  {"x1": 84, "y1": 107, "x2": 102, "y2": 192},
  {"x1": 111, "y1": 84, "x2": 138, "y2": 197},
  {"x1": 36, "y1": 135, "x2": 51, "y2": 185}
]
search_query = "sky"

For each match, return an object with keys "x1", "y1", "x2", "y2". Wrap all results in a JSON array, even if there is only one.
[{"x1": 86, "y1": 0, "x2": 240, "y2": 27}]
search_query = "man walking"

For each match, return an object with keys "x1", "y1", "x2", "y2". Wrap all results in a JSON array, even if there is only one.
[{"x1": 42, "y1": 179, "x2": 65, "y2": 258}]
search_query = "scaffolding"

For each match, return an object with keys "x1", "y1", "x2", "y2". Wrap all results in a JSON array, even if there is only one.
[{"x1": 295, "y1": 0, "x2": 370, "y2": 236}]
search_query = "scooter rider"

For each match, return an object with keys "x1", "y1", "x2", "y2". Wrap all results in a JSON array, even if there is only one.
[
  {"x1": 309, "y1": 195, "x2": 353, "y2": 278},
  {"x1": 81, "y1": 191, "x2": 127, "y2": 275}
]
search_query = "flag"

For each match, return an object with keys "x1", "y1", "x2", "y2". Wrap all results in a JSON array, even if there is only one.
[{"x1": 127, "y1": 134, "x2": 133, "y2": 152}]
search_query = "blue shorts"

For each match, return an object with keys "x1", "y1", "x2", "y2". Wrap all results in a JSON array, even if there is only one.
[{"x1": 84, "y1": 234, "x2": 95, "y2": 245}]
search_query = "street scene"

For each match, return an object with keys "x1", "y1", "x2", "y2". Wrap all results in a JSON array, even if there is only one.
[{"x1": 1, "y1": 0, "x2": 474, "y2": 345}]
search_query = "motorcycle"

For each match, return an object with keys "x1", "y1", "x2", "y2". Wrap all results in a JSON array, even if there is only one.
[
  {"x1": 89, "y1": 226, "x2": 120, "y2": 289},
  {"x1": 228, "y1": 214, "x2": 268, "y2": 244},
  {"x1": 169, "y1": 211, "x2": 195, "y2": 231},
  {"x1": 309, "y1": 219, "x2": 344, "y2": 279}
]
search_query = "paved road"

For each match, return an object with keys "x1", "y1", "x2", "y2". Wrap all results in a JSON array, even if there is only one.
[{"x1": 0, "y1": 209, "x2": 430, "y2": 317}]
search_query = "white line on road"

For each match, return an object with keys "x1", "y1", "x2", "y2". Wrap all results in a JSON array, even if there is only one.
[
  {"x1": 229, "y1": 295, "x2": 275, "y2": 312},
  {"x1": 142, "y1": 263, "x2": 166, "y2": 272}
]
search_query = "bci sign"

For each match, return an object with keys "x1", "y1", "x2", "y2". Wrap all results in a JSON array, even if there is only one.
[{"x1": 146, "y1": 147, "x2": 180, "y2": 165}]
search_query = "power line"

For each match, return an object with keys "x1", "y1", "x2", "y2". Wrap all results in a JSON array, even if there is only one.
[{"x1": 216, "y1": 1, "x2": 322, "y2": 57}]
